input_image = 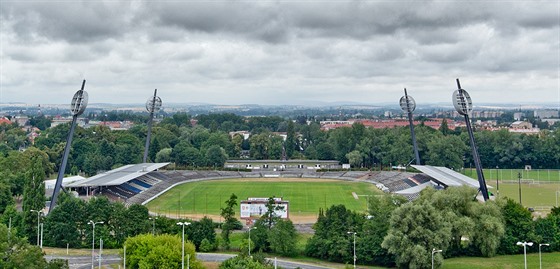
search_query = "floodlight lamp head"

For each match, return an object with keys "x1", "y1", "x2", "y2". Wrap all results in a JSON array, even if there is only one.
[
  {"x1": 70, "y1": 90, "x2": 88, "y2": 116},
  {"x1": 527, "y1": 242, "x2": 534, "y2": 246},
  {"x1": 146, "y1": 95, "x2": 162, "y2": 113},
  {"x1": 452, "y1": 89, "x2": 472, "y2": 115},
  {"x1": 399, "y1": 95, "x2": 416, "y2": 113}
]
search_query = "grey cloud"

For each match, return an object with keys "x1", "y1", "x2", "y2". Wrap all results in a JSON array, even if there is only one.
[{"x1": 2, "y1": 1, "x2": 136, "y2": 43}]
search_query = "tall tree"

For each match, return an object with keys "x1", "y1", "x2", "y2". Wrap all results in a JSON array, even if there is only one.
[
  {"x1": 220, "y1": 193, "x2": 238, "y2": 248},
  {"x1": 21, "y1": 156, "x2": 46, "y2": 244}
]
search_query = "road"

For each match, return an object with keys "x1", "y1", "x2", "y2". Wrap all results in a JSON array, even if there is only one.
[{"x1": 46, "y1": 253, "x2": 333, "y2": 269}]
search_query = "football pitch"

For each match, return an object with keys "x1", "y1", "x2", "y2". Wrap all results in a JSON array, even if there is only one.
[
  {"x1": 146, "y1": 178, "x2": 380, "y2": 221},
  {"x1": 464, "y1": 168, "x2": 560, "y2": 182}
]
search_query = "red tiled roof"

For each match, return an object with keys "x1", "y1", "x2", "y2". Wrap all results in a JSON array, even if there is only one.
[{"x1": 0, "y1": 117, "x2": 12, "y2": 125}]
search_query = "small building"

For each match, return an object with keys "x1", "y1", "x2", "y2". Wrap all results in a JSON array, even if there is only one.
[{"x1": 510, "y1": 121, "x2": 533, "y2": 129}]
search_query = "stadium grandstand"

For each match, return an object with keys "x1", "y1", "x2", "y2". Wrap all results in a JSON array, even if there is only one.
[
  {"x1": 65, "y1": 163, "x2": 171, "y2": 203},
  {"x1": 58, "y1": 161, "x2": 493, "y2": 208},
  {"x1": 392, "y1": 165, "x2": 494, "y2": 201}
]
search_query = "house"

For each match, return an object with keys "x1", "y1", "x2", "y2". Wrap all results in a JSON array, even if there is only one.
[{"x1": 510, "y1": 121, "x2": 533, "y2": 129}]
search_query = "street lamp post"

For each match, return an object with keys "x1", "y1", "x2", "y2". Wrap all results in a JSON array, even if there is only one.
[
  {"x1": 496, "y1": 166, "x2": 499, "y2": 197},
  {"x1": 516, "y1": 241, "x2": 533, "y2": 269},
  {"x1": 518, "y1": 172, "x2": 523, "y2": 205},
  {"x1": 30, "y1": 210, "x2": 42, "y2": 246},
  {"x1": 88, "y1": 221, "x2": 104, "y2": 269},
  {"x1": 431, "y1": 248, "x2": 442, "y2": 269},
  {"x1": 149, "y1": 217, "x2": 157, "y2": 235},
  {"x1": 539, "y1": 243, "x2": 549, "y2": 269},
  {"x1": 177, "y1": 222, "x2": 191, "y2": 269},
  {"x1": 249, "y1": 227, "x2": 257, "y2": 257},
  {"x1": 347, "y1": 232, "x2": 357, "y2": 269},
  {"x1": 40, "y1": 223, "x2": 43, "y2": 249}
]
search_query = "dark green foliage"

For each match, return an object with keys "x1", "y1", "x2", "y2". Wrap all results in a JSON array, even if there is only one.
[
  {"x1": 187, "y1": 217, "x2": 216, "y2": 251},
  {"x1": 43, "y1": 193, "x2": 86, "y2": 248},
  {"x1": 205, "y1": 145, "x2": 228, "y2": 167},
  {"x1": 21, "y1": 155, "x2": 46, "y2": 244},
  {"x1": 0, "y1": 223, "x2": 68, "y2": 269},
  {"x1": 305, "y1": 205, "x2": 363, "y2": 263},
  {"x1": 498, "y1": 198, "x2": 536, "y2": 254},
  {"x1": 220, "y1": 193, "x2": 238, "y2": 248},
  {"x1": 268, "y1": 219, "x2": 298, "y2": 256}
]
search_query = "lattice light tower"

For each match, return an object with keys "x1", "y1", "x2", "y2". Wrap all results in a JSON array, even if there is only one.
[
  {"x1": 453, "y1": 78, "x2": 489, "y2": 201},
  {"x1": 49, "y1": 80, "x2": 88, "y2": 213},
  {"x1": 143, "y1": 89, "x2": 162, "y2": 163},
  {"x1": 400, "y1": 88, "x2": 421, "y2": 165}
]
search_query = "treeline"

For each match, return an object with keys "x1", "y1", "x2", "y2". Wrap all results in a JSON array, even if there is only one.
[
  {"x1": 1, "y1": 112, "x2": 560, "y2": 180},
  {"x1": 1, "y1": 192, "x2": 218, "y2": 252}
]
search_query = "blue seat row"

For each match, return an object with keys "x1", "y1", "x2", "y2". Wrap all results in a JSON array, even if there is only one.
[
  {"x1": 121, "y1": 183, "x2": 141, "y2": 194},
  {"x1": 131, "y1": 179, "x2": 152, "y2": 188}
]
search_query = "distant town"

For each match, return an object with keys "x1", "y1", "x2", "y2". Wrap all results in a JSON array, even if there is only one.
[{"x1": 1, "y1": 102, "x2": 558, "y2": 148}]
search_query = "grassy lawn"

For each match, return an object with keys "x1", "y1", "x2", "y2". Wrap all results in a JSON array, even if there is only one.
[
  {"x1": 485, "y1": 182, "x2": 560, "y2": 209},
  {"x1": 146, "y1": 178, "x2": 380, "y2": 219},
  {"x1": 465, "y1": 168, "x2": 560, "y2": 182},
  {"x1": 442, "y1": 252, "x2": 560, "y2": 269}
]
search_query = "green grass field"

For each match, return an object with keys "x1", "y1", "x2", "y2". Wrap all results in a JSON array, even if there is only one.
[
  {"x1": 486, "y1": 182, "x2": 560, "y2": 209},
  {"x1": 146, "y1": 178, "x2": 380, "y2": 220},
  {"x1": 464, "y1": 168, "x2": 560, "y2": 182},
  {"x1": 442, "y1": 252, "x2": 560, "y2": 269}
]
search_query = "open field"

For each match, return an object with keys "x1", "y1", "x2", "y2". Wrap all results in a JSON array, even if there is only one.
[
  {"x1": 464, "y1": 168, "x2": 560, "y2": 182},
  {"x1": 146, "y1": 178, "x2": 380, "y2": 222},
  {"x1": 485, "y1": 182, "x2": 560, "y2": 210},
  {"x1": 442, "y1": 252, "x2": 560, "y2": 269}
]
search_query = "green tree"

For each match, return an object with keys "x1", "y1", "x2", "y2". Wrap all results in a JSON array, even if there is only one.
[
  {"x1": 43, "y1": 193, "x2": 86, "y2": 248},
  {"x1": 0, "y1": 177, "x2": 14, "y2": 214},
  {"x1": 187, "y1": 217, "x2": 216, "y2": 250},
  {"x1": 155, "y1": 148, "x2": 173, "y2": 163},
  {"x1": 305, "y1": 205, "x2": 363, "y2": 262},
  {"x1": 124, "y1": 233, "x2": 202, "y2": 269},
  {"x1": 498, "y1": 198, "x2": 536, "y2": 254},
  {"x1": 220, "y1": 193, "x2": 238, "y2": 249},
  {"x1": 249, "y1": 133, "x2": 271, "y2": 160},
  {"x1": 0, "y1": 223, "x2": 68, "y2": 269},
  {"x1": 205, "y1": 145, "x2": 228, "y2": 168},
  {"x1": 382, "y1": 201, "x2": 452, "y2": 269},
  {"x1": 285, "y1": 120, "x2": 296, "y2": 158},
  {"x1": 172, "y1": 141, "x2": 200, "y2": 167},
  {"x1": 425, "y1": 135, "x2": 467, "y2": 169},
  {"x1": 268, "y1": 219, "x2": 298, "y2": 256},
  {"x1": 358, "y1": 194, "x2": 406, "y2": 267},
  {"x1": 346, "y1": 150, "x2": 362, "y2": 168},
  {"x1": 21, "y1": 155, "x2": 46, "y2": 244}
]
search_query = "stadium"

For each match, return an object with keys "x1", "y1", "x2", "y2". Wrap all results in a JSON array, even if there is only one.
[{"x1": 59, "y1": 161, "x2": 490, "y2": 223}]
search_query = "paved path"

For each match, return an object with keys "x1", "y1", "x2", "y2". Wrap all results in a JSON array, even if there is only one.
[{"x1": 46, "y1": 253, "x2": 332, "y2": 269}]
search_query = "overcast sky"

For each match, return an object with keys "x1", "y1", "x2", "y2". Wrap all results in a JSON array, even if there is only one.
[{"x1": 1, "y1": 1, "x2": 559, "y2": 106}]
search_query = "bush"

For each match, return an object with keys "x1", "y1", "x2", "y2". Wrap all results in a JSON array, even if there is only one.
[{"x1": 200, "y1": 238, "x2": 214, "y2": 252}]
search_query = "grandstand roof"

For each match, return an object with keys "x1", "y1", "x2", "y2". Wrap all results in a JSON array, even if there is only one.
[
  {"x1": 66, "y1": 163, "x2": 169, "y2": 187},
  {"x1": 45, "y1": 175, "x2": 86, "y2": 189},
  {"x1": 411, "y1": 165, "x2": 492, "y2": 189}
]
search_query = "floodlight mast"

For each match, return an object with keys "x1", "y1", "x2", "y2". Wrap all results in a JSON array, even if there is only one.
[
  {"x1": 400, "y1": 88, "x2": 421, "y2": 165},
  {"x1": 49, "y1": 80, "x2": 88, "y2": 213},
  {"x1": 143, "y1": 89, "x2": 162, "y2": 163},
  {"x1": 453, "y1": 79, "x2": 489, "y2": 201}
]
